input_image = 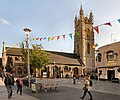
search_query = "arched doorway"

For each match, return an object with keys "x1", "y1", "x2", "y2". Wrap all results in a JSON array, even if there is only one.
[
  {"x1": 53, "y1": 65, "x2": 60, "y2": 78},
  {"x1": 73, "y1": 67, "x2": 78, "y2": 75}
]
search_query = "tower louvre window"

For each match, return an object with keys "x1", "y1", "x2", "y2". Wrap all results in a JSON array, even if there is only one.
[{"x1": 87, "y1": 43, "x2": 90, "y2": 54}]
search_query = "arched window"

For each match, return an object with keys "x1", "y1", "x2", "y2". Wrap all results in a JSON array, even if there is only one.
[
  {"x1": 87, "y1": 43, "x2": 90, "y2": 54},
  {"x1": 97, "y1": 53, "x2": 102, "y2": 62},
  {"x1": 106, "y1": 50, "x2": 117, "y2": 61},
  {"x1": 87, "y1": 28, "x2": 90, "y2": 37},
  {"x1": 15, "y1": 57, "x2": 18, "y2": 61},
  {"x1": 64, "y1": 66, "x2": 69, "y2": 71}
]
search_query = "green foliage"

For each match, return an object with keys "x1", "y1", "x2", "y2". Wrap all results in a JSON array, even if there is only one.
[{"x1": 20, "y1": 43, "x2": 50, "y2": 70}]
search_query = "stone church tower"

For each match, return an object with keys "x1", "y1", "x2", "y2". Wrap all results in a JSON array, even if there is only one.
[{"x1": 74, "y1": 5, "x2": 95, "y2": 71}]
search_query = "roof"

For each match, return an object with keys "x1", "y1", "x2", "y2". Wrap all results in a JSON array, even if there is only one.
[
  {"x1": 46, "y1": 50, "x2": 83, "y2": 66},
  {"x1": 5, "y1": 47, "x2": 23, "y2": 56},
  {"x1": 5, "y1": 47, "x2": 84, "y2": 66}
]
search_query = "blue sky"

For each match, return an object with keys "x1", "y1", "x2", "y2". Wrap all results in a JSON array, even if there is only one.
[{"x1": 0, "y1": 0, "x2": 120, "y2": 57}]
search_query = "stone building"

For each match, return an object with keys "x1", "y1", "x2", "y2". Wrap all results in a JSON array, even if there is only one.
[
  {"x1": 2, "y1": 4, "x2": 95, "y2": 77},
  {"x1": 74, "y1": 5, "x2": 95, "y2": 72},
  {"x1": 2, "y1": 42, "x2": 84, "y2": 78},
  {"x1": 96, "y1": 42, "x2": 120, "y2": 80}
]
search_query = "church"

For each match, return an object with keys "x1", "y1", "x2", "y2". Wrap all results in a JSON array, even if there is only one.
[{"x1": 2, "y1": 5, "x2": 95, "y2": 78}]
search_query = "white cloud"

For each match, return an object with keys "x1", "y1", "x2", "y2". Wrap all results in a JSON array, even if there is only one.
[{"x1": 0, "y1": 18, "x2": 11, "y2": 26}]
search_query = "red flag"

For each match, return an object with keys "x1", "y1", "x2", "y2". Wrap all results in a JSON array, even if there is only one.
[
  {"x1": 104, "y1": 22, "x2": 112, "y2": 26},
  {"x1": 93, "y1": 26, "x2": 99, "y2": 34},
  {"x1": 57, "y1": 36, "x2": 60, "y2": 40},
  {"x1": 62, "y1": 35, "x2": 66, "y2": 40}
]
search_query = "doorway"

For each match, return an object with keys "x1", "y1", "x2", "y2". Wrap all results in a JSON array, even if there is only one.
[{"x1": 107, "y1": 70, "x2": 115, "y2": 81}]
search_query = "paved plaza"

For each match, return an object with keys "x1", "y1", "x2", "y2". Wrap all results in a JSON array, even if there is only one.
[{"x1": 0, "y1": 78, "x2": 120, "y2": 100}]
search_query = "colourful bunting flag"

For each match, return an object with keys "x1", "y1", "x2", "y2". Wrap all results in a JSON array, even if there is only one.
[
  {"x1": 118, "y1": 19, "x2": 120, "y2": 23},
  {"x1": 32, "y1": 38, "x2": 35, "y2": 40},
  {"x1": 62, "y1": 35, "x2": 66, "y2": 40},
  {"x1": 51, "y1": 36, "x2": 55, "y2": 40},
  {"x1": 48, "y1": 37, "x2": 51, "y2": 41},
  {"x1": 40, "y1": 38, "x2": 42, "y2": 41},
  {"x1": 69, "y1": 33, "x2": 72, "y2": 39},
  {"x1": 57, "y1": 36, "x2": 60, "y2": 40},
  {"x1": 36, "y1": 38, "x2": 39, "y2": 40},
  {"x1": 93, "y1": 26, "x2": 99, "y2": 34},
  {"x1": 104, "y1": 22, "x2": 112, "y2": 26},
  {"x1": 43, "y1": 37, "x2": 46, "y2": 40}
]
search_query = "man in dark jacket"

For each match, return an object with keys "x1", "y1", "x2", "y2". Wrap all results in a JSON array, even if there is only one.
[{"x1": 4, "y1": 72, "x2": 13, "y2": 99}]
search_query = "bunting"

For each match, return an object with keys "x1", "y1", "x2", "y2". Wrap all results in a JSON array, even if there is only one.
[
  {"x1": 93, "y1": 26, "x2": 99, "y2": 34},
  {"x1": 104, "y1": 22, "x2": 112, "y2": 26},
  {"x1": 69, "y1": 33, "x2": 72, "y2": 39},
  {"x1": 57, "y1": 36, "x2": 60, "y2": 40},
  {"x1": 62, "y1": 35, "x2": 66, "y2": 40}
]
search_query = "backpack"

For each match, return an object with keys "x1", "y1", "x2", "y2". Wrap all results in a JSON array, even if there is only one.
[
  {"x1": 89, "y1": 80, "x2": 92, "y2": 86},
  {"x1": 16, "y1": 79, "x2": 20, "y2": 85}
]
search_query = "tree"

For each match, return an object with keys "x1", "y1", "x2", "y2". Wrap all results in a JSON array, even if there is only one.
[{"x1": 20, "y1": 43, "x2": 50, "y2": 76}]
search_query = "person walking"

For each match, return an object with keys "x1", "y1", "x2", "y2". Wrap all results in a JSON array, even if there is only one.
[
  {"x1": 80, "y1": 74, "x2": 93, "y2": 100},
  {"x1": 16, "y1": 76, "x2": 23, "y2": 95},
  {"x1": 4, "y1": 72, "x2": 13, "y2": 99}
]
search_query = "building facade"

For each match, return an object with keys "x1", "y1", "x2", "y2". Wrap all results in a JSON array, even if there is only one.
[
  {"x1": 96, "y1": 42, "x2": 120, "y2": 80},
  {"x1": 74, "y1": 5, "x2": 95, "y2": 72},
  {"x1": 2, "y1": 42, "x2": 84, "y2": 78}
]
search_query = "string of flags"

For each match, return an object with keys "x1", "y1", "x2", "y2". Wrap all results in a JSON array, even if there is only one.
[
  {"x1": 31, "y1": 33, "x2": 73, "y2": 41},
  {"x1": 93, "y1": 19, "x2": 120, "y2": 34}
]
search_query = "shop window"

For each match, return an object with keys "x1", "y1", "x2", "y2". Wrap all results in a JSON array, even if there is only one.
[{"x1": 106, "y1": 50, "x2": 117, "y2": 61}]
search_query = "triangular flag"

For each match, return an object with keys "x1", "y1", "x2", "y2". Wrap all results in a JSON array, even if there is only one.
[
  {"x1": 69, "y1": 33, "x2": 72, "y2": 39},
  {"x1": 43, "y1": 37, "x2": 46, "y2": 40},
  {"x1": 104, "y1": 22, "x2": 112, "y2": 26},
  {"x1": 57, "y1": 36, "x2": 60, "y2": 40},
  {"x1": 95, "y1": 43, "x2": 98, "y2": 47},
  {"x1": 32, "y1": 38, "x2": 35, "y2": 40},
  {"x1": 48, "y1": 37, "x2": 51, "y2": 41},
  {"x1": 40, "y1": 38, "x2": 42, "y2": 41},
  {"x1": 93, "y1": 26, "x2": 99, "y2": 34},
  {"x1": 36, "y1": 38, "x2": 39, "y2": 40},
  {"x1": 51, "y1": 36, "x2": 55, "y2": 40},
  {"x1": 118, "y1": 19, "x2": 120, "y2": 23},
  {"x1": 62, "y1": 35, "x2": 66, "y2": 40}
]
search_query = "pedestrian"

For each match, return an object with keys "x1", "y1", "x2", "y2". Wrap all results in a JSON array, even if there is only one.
[
  {"x1": 73, "y1": 74, "x2": 76, "y2": 84},
  {"x1": 80, "y1": 74, "x2": 93, "y2": 100},
  {"x1": 16, "y1": 76, "x2": 23, "y2": 95},
  {"x1": 4, "y1": 72, "x2": 14, "y2": 99}
]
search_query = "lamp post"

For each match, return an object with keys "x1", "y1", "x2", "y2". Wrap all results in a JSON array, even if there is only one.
[{"x1": 23, "y1": 28, "x2": 31, "y2": 88}]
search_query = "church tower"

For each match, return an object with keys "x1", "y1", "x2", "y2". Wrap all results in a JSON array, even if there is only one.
[{"x1": 74, "y1": 4, "x2": 95, "y2": 72}]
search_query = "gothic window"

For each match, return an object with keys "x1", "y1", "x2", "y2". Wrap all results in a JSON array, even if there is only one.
[
  {"x1": 87, "y1": 43, "x2": 90, "y2": 54},
  {"x1": 15, "y1": 57, "x2": 18, "y2": 61},
  {"x1": 87, "y1": 28, "x2": 90, "y2": 37},
  {"x1": 106, "y1": 50, "x2": 117, "y2": 61},
  {"x1": 77, "y1": 44, "x2": 79, "y2": 53},
  {"x1": 97, "y1": 53, "x2": 102, "y2": 62}
]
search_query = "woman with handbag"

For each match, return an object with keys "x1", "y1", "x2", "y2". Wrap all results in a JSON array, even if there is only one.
[{"x1": 80, "y1": 75, "x2": 93, "y2": 100}]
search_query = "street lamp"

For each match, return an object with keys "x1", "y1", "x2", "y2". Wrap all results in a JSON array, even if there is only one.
[{"x1": 23, "y1": 28, "x2": 31, "y2": 88}]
